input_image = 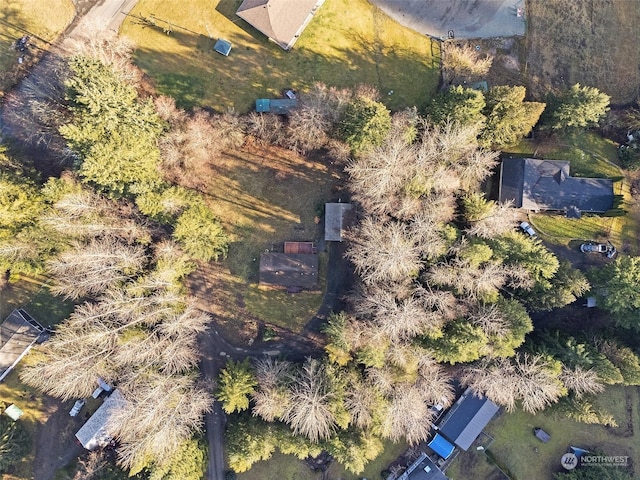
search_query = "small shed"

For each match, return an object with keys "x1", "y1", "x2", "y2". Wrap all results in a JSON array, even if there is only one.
[
  {"x1": 4, "y1": 404, "x2": 24, "y2": 421},
  {"x1": 75, "y1": 390, "x2": 126, "y2": 450},
  {"x1": 284, "y1": 241, "x2": 316, "y2": 254},
  {"x1": 259, "y1": 253, "x2": 318, "y2": 289},
  {"x1": 255, "y1": 98, "x2": 298, "y2": 114},
  {"x1": 214, "y1": 38, "x2": 232, "y2": 56},
  {"x1": 0, "y1": 309, "x2": 45, "y2": 382},
  {"x1": 534, "y1": 427, "x2": 551, "y2": 443},
  {"x1": 324, "y1": 203, "x2": 354, "y2": 242}
]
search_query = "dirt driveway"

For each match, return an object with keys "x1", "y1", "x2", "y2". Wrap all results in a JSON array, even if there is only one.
[{"x1": 370, "y1": 0, "x2": 526, "y2": 39}]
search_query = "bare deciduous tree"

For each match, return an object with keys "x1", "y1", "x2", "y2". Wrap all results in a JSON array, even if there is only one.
[
  {"x1": 560, "y1": 365, "x2": 605, "y2": 399},
  {"x1": 465, "y1": 200, "x2": 519, "y2": 239},
  {"x1": 252, "y1": 358, "x2": 293, "y2": 422},
  {"x1": 282, "y1": 358, "x2": 337, "y2": 442},
  {"x1": 347, "y1": 217, "x2": 422, "y2": 285},
  {"x1": 47, "y1": 239, "x2": 146, "y2": 299},
  {"x1": 461, "y1": 353, "x2": 566, "y2": 413}
]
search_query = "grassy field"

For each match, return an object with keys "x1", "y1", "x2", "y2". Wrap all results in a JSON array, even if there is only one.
[
  {"x1": 0, "y1": 0, "x2": 75, "y2": 96},
  {"x1": 120, "y1": 0, "x2": 440, "y2": 112},
  {"x1": 467, "y1": 385, "x2": 639, "y2": 480},
  {"x1": 236, "y1": 439, "x2": 408, "y2": 480},
  {"x1": 504, "y1": 132, "x2": 639, "y2": 253},
  {"x1": 186, "y1": 143, "x2": 340, "y2": 339},
  {"x1": 526, "y1": 0, "x2": 640, "y2": 105}
]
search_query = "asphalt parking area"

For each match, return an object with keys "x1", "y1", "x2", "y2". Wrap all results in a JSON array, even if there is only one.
[{"x1": 371, "y1": 0, "x2": 526, "y2": 39}]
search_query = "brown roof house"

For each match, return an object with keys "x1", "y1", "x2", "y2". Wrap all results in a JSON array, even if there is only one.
[{"x1": 236, "y1": 0, "x2": 326, "y2": 50}]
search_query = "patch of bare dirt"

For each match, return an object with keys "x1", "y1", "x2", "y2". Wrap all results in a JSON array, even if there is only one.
[{"x1": 33, "y1": 395, "x2": 84, "y2": 480}]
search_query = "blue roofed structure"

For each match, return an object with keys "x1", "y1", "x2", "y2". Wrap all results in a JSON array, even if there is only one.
[
  {"x1": 255, "y1": 98, "x2": 298, "y2": 114},
  {"x1": 428, "y1": 433, "x2": 455, "y2": 460},
  {"x1": 437, "y1": 387, "x2": 499, "y2": 451},
  {"x1": 214, "y1": 39, "x2": 232, "y2": 56}
]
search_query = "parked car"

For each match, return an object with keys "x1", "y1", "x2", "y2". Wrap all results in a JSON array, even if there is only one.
[
  {"x1": 580, "y1": 242, "x2": 617, "y2": 258},
  {"x1": 519, "y1": 221, "x2": 536, "y2": 237},
  {"x1": 69, "y1": 399, "x2": 86, "y2": 417}
]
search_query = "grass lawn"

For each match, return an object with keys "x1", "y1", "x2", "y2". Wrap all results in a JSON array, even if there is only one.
[
  {"x1": 237, "y1": 451, "x2": 321, "y2": 480},
  {"x1": 0, "y1": 0, "x2": 75, "y2": 96},
  {"x1": 236, "y1": 439, "x2": 408, "y2": 480},
  {"x1": 505, "y1": 132, "x2": 639, "y2": 253},
  {"x1": 0, "y1": 275, "x2": 75, "y2": 328},
  {"x1": 472, "y1": 385, "x2": 639, "y2": 480},
  {"x1": 186, "y1": 143, "x2": 340, "y2": 339},
  {"x1": 120, "y1": 0, "x2": 440, "y2": 112}
]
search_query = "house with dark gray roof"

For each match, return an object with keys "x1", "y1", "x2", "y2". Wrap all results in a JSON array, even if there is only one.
[
  {"x1": 236, "y1": 0, "x2": 325, "y2": 50},
  {"x1": 499, "y1": 158, "x2": 614, "y2": 213},
  {"x1": 436, "y1": 387, "x2": 499, "y2": 451},
  {"x1": 259, "y1": 252, "x2": 318, "y2": 289},
  {"x1": 398, "y1": 452, "x2": 448, "y2": 480},
  {"x1": 0, "y1": 309, "x2": 45, "y2": 382}
]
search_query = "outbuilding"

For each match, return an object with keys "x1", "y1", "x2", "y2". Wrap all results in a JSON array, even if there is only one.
[
  {"x1": 75, "y1": 389, "x2": 126, "y2": 450},
  {"x1": 0, "y1": 309, "x2": 45, "y2": 382}
]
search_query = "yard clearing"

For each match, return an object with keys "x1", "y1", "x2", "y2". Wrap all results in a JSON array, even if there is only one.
[
  {"x1": 0, "y1": 0, "x2": 75, "y2": 97},
  {"x1": 526, "y1": 0, "x2": 640, "y2": 105},
  {"x1": 186, "y1": 142, "x2": 341, "y2": 341},
  {"x1": 505, "y1": 132, "x2": 639, "y2": 254},
  {"x1": 120, "y1": 0, "x2": 440, "y2": 111},
  {"x1": 471, "y1": 385, "x2": 639, "y2": 480}
]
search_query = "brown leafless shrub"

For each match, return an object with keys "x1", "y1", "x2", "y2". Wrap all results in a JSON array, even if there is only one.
[
  {"x1": 465, "y1": 200, "x2": 519, "y2": 238},
  {"x1": 442, "y1": 42, "x2": 494, "y2": 85},
  {"x1": 243, "y1": 112, "x2": 285, "y2": 146},
  {"x1": 252, "y1": 358, "x2": 293, "y2": 422},
  {"x1": 210, "y1": 109, "x2": 246, "y2": 149}
]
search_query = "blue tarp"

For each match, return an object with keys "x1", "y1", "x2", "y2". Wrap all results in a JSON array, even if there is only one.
[{"x1": 428, "y1": 433, "x2": 455, "y2": 460}]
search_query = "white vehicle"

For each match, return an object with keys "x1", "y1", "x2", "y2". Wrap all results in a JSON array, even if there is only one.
[
  {"x1": 69, "y1": 399, "x2": 86, "y2": 417},
  {"x1": 519, "y1": 222, "x2": 536, "y2": 237}
]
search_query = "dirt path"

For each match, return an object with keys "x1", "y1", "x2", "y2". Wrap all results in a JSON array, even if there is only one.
[{"x1": 33, "y1": 395, "x2": 84, "y2": 480}]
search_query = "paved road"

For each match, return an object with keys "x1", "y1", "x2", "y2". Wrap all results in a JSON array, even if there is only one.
[{"x1": 370, "y1": 0, "x2": 526, "y2": 39}]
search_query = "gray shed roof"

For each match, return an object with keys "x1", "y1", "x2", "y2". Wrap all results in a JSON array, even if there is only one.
[
  {"x1": 324, "y1": 203, "x2": 354, "y2": 241},
  {"x1": 0, "y1": 309, "x2": 44, "y2": 382},
  {"x1": 259, "y1": 253, "x2": 318, "y2": 288},
  {"x1": 499, "y1": 158, "x2": 614, "y2": 212},
  {"x1": 237, "y1": 0, "x2": 325, "y2": 50},
  {"x1": 75, "y1": 389, "x2": 126, "y2": 450},
  {"x1": 437, "y1": 387, "x2": 499, "y2": 451}
]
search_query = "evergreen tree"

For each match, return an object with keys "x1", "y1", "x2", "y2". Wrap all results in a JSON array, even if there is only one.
[
  {"x1": 589, "y1": 256, "x2": 640, "y2": 330},
  {"x1": 426, "y1": 85, "x2": 486, "y2": 126},
  {"x1": 60, "y1": 56, "x2": 164, "y2": 196},
  {"x1": 216, "y1": 359, "x2": 257, "y2": 414},
  {"x1": 546, "y1": 83, "x2": 610, "y2": 130},
  {"x1": 336, "y1": 97, "x2": 391, "y2": 153},
  {"x1": 480, "y1": 85, "x2": 545, "y2": 147}
]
